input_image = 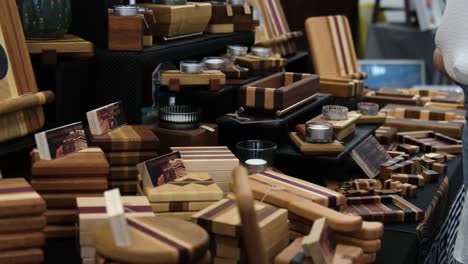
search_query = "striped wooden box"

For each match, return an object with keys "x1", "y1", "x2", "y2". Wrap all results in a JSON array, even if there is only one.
[
  {"x1": 205, "y1": 3, "x2": 234, "y2": 33},
  {"x1": 397, "y1": 131, "x2": 463, "y2": 154},
  {"x1": 86, "y1": 125, "x2": 160, "y2": 152},
  {"x1": 344, "y1": 195, "x2": 424, "y2": 223},
  {"x1": 239, "y1": 72, "x2": 319, "y2": 111},
  {"x1": 110, "y1": 166, "x2": 138, "y2": 181},
  {"x1": 0, "y1": 178, "x2": 46, "y2": 218}
]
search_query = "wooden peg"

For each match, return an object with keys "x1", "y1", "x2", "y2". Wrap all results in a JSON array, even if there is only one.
[{"x1": 104, "y1": 188, "x2": 132, "y2": 247}]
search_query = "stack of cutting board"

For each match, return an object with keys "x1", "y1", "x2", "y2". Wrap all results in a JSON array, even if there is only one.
[
  {"x1": 31, "y1": 148, "x2": 109, "y2": 239},
  {"x1": 170, "y1": 146, "x2": 239, "y2": 195},
  {"x1": 140, "y1": 172, "x2": 224, "y2": 221},
  {"x1": 77, "y1": 196, "x2": 154, "y2": 264},
  {"x1": 192, "y1": 199, "x2": 289, "y2": 263},
  {"x1": 86, "y1": 125, "x2": 160, "y2": 195},
  {"x1": 0, "y1": 178, "x2": 46, "y2": 263}
]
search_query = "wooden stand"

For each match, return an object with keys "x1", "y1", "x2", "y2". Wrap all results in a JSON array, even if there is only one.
[
  {"x1": 290, "y1": 132, "x2": 345, "y2": 155},
  {"x1": 27, "y1": 34, "x2": 94, "y2": 61},
  {"x1": 160, "y1": 71, "x2": 226, "y2": 92},
  {"x1": 108, "y1": 14, "x2": 144, "y2": 51},
  {"x1": 307, "y1": 111, "x2": 361, "y2": 141}
]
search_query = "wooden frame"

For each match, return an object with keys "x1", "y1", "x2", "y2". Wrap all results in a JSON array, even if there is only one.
[
  {"x1": 397, "y1": 131, "x2": 463, "y2": 154},
  {"x1": 239, "y1": 72, "x2": 319, "y2": 111}
]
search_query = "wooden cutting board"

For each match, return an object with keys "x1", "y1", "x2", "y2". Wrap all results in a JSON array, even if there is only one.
[
  {"x1": 170, "y1": 146, "x2": 239, "y2": 172},
  {"x1": 289, "y1": 132, "x2": 345, "y2": 155},
  {"x1": 0, "y1": 248, "x2": 44, "y2": 264},
  {"x1": 44, "y1": 225, "x2": 76, "y2": 239},
  {"x1": 309, "y1": 112, "x2": 362, "y2": 130},
  {"x1": 42, "y1": 193, "x2": 102, "y2": 209},
  {"x1": 0, "y1": 215, "x2": 45, "y2": 234},
  {"x1": 31, "y1": 178, "x2": 108, "y2": 192},
  {"x1": 87, "y1": 125, "x2": 160, "y2": 152},
  {"x1": 0, "y1": 232, "x2": 45, "y2": 251},
  {"x1": 109, "y1": 181, "x2": 137, "y2": 195},
  {"x1": 150, "y1": 201, "x2": 215, "y2": 213},
  {"x1": 144, "y1": 172, "x2": 223, "y2": 203},
  {"x1": 110, "y1": 166, "x2": 139, "y2": 181},
  {"x1": 156, "y1": 212, "x2": 196, "y2": 222},
  {"x1": 0, "y1": 178, "x2": 46, "y2": 218},
  {"x1": 95, "y1": 216, "x2": 209, "y2": 264},
  {"x1": 31, "y1": 147, "x2": 109, "y2": 176},
  {"x1": 45, "y1": 209, "x2": 78, "y2": 224},
  {"x1": 106, "y1": 152, "x2": 159, "y2": 166},
  {"x1": 192, "y1": 199, "x2": 288, "y2": 238}
]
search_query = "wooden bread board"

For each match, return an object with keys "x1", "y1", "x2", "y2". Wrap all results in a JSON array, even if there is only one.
[
  {"x1": 45, "y1": 209, "x2": 77, "y2": 224},
  {"x1": 0, "y1": 249, "x2": 44, "y2": 264},
  {"x1": 86, "y1": 125, "x2": 160, "y2": 152},
  {"x1": 77, "y1": 196, "x2": 153, "y2": 233},
  {"x1": 171, "y1": 146, "x2": 239, "y2": 172},
  {"x1": 105, "y1": 152, "x2": 159, "y2": 166},
  {"x1": 144, "y1": 172, "x2": 223, "y2": 203},
  {"x1": 31, "y1": 178, "x2": 108, "y2": 192},
  {"x1": 0, "y1": 232, "x2": 45, "y2": 251},
  {"x1": 110, "y1": 166, "x2": 139, "y2": 181},
  {"x1": 0, "y1": 215, "x2": 46, "y2": 234},
  {"x1": 0, "y1": 178, "x2": 46, "y2": 218},
  {"x1": 150, "y1": 201, "x2": 216, "y2": 213},
  {"x1": 31, "y1": 148, "x2": 109, "y2": 176},
  {"x1": 42, "y1": 193, "x2": 102, "y2": 209},
  {"x1": 44, "y1": 225, "x2": 76, "y2": 238},
  {"x1": 289, "y1": 132, "x2": 345, "y2": 155},
  {"x1": 192, "y1": 198, "x2": 288, "y2": 238},
  {"x1": 95, "y1": 216, "x2": 209, "y2": 264}
]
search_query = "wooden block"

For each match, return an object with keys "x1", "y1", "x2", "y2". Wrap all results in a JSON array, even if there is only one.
[
  {"x1": 87, "y1": 125, "x2": 160, "y2": 152},
  {"x1": 390, "y1": 174, "x2": 425, "y2": 187},
  {"x1": 351, "y1": 179, "x2": 380, "y2": 191},
  {"x1": 0, "y1": 249, "x2": 44, "y2": 264},
  {"x1": 396, "y1": 144, "x2": 420, "y2": 154},
  {"x1": 31, "y1": 147, "x2": 109, "y2": 176},
  {"x1": 172, "y1": 146, "x2": 239, "y2": 172},
  {"x1": 222, "y1": 65, "x2": 249, "y2": 79},
  {"x1": 424, "y1": 153, "x2": 446, "y2": 163},
  {"x1": 400, "y1": 183, "x2": 417, "y2": 198},
  {"x1": 0, "y1": 215, "x2": 45, "y2": 234},
  {"x1": 110, "y1": 166, "x2": 138, "y2": 181},
  {"x1": 435, "y1": 151, "x2": 456, "y2": 161},
  {"x1": 105, "y1": 152, "x2": 159, "y2": 166},
  {"x1": 0, "y1": 178, "x2": 46, "y2": 218},
  {"x1": 95, "y1": 216, "x2": 209, "y2": 264},
  {"x1": 31, "y1": 178, "x2": 108, "y2": 192},
  {"x1": 144, "y1": 172, "x2": 223, "y2": 203},
  {"x1": 422, "y1": 170, "x2": 440, "y2": 183},
  {"x1": 289, "y1": 132, "x2": 345, "y2": 155},
  {"x1": 108, "y1": 15, "x2": 144, "y2": 51},
  {"x1": 0, "y1": 232, "x2": 45, "y2": 251},
  {"x1": 337, "y1": 221, "x2": 384, "y2": 240},
  {"x1": 160, "y1": 71, "x2": 226, "y2": 90},
  {"x1": 150, "y1": 201, "x2": 215, "y2": 213},
  {"x1": 42, "y1": 193, "x2": 102, "y2": 209},
  {"x1": 27, "y1": 34, "x2": 93, "y2": 55},
  {"x1": 44, "y1": 225, "x2": 76, "y2": 238},
  {"x1": 432, "y1": 163, "x2": 448, "y2": 175},
  {"x1": 357, "y1": 112, "x2": 386, "y2": 124},
  {"x1": 205, "y1": 24, "x2": 234, "y2": 33},
  {"x1": 45, "y1": 209, "x2": 77, "y2": 224}
]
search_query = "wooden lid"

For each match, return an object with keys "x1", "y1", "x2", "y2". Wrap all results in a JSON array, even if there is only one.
[
  {"x1": 96, "y1": 216, "x2": 209, "y2": 264},
  {"x1": 87, "y1": 125, "x2": 160, "y2": 152},
  {"x1": 0, "y1": 178, "x2": 46, "y2": 218}
]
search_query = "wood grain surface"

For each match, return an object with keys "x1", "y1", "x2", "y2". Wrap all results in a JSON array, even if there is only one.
[{"x1": 0, "y1": 178, "x2": 46, "y2": 218}]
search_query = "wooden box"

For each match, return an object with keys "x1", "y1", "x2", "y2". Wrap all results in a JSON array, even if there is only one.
[
  {"x1": 160, "y1": 70, "x2": 226, "y2": 92},
  {"x1": 232, "y1": 4, "x2": 256, "y2": 32},
  {"x1": 86, "y1": 125, "x2": 160, "y2": 152},
  {"x1": 206, "y1": 3, "x2": 234, "y2": 33},
  {"x1": 151, "y1": 123, "x2": 218, "y2": 154},
  {"x1": 319, "y1": 78, "x2": 364, "y2": 98},
  {"x1": 239, "y1": 72, "x2": 319, "y2": 111},
  {"x1": 108, "y1": 14, "x2": 144, "y2": 51},
  {"x1": 397, "y1": 131, "x2": 463, "y2": 154},
  {"x1": 138, "y1": 3, "x2": 212, "y2": 38},
  {"x1": 0, "y1": 178, "x2": 46, "y2": 218},
  {"x1": 170, "y1": 146, "x2": 239, "y2": 194}
]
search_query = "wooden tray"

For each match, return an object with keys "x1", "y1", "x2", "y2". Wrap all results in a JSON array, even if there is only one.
[
  {"x1": 0, "y1": 249, "x2": 43, "y2": 264},
  {"x1": 0, "y1": 178, "x2": 46, "y2": 218},
  {"x1": 110, "y1": 166, "x2": 139, "y2": 181},
  {"x1": 381, "y1": 104, "x2": 464, "y2": 121},
  {"x1": 239, "y1": 72, "x2": 319, "y2": 111},
  {"x1": 397, "y1": 131, "x2": 463, "y2": 154},
  {"x1": 27, "y1": 34, "x2": 93, "y2": 56},
  {"x1": 31, "y1": 147, "x2": 109, "y2": 176},
  {"x1": 289, "y1": 132, "x2": 345, "y2": 155},
  {"x1": 0, "y1": 215, "x2": 45, "y2": 234},
  {"x1": 344, "y1": 195, "x2": 424, "y2": 223},
  {"x1": 106, "y1": 152, "x2": 159, "y2": 166},
  {"x1": 96, "y1": 216, "x2": 209, "y2": 264},
  {"x1": 160, "y1": 70, "x2": 226, "y2": 92},
  {"x1": 138, "y1": 3, "x2": 212, "y2": 38},
  {"x1": 0, "y1": 0, "x2": 54, "y2": 142},
  {"x1": 86, "y1": 125, "x2": 160, "y2": 152}
]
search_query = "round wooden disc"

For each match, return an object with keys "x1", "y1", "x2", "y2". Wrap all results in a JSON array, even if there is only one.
[{"x1": 95, "y1": 216, "x2": 209, "y2": 264}]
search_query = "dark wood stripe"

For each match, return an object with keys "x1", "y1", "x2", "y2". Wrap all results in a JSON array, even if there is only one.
[
  {"x1": 274, "y1": 88, "x2": 282, "y2": 109},
  {"x1": 293, "y1": 73, "x2": 302, "y2": 82},
  {"x1": 255, "y1": 88, "x2": 265, "y2": 108},
  {"x1": 196, "y1": 199, "x2": 235, "y2": 232}
]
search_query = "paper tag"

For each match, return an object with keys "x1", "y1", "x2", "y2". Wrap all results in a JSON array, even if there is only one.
[
  {"x1": 200, "y1": 125, "x2": 215, "y2": 132},
  {"x1": 105, "y1": 189, "x2": 132, "y2": 247}
]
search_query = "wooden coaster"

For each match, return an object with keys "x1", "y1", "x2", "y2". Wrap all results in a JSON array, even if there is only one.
[
  {"x1": 45, "y1": 209, "x2": 77, "y2": 225},
  {"x1": 42, "y1": 193, "x2": 102, "y2": 209},
  {"x1": 0, "y1": 232, "x2": 45, "y2": 251},
  {"x1": 86, "y1": 125, "x2": 160, "y2": 152},
  {"x1": 31, "y1": 177, "x2": 108, "y2": 192},
  {"x1": 31, "y1": 147, "x2": 109, "y2": 176},
  {"x1": 0, "y1": 178, "x2": 46, "y2": 218},
  {"x1": 0, "y1": 248, "x2": 44, "y2": 264},
  {"x1": 144, "y1": 172, "x2": 223, "y2": 203},
  {"x1": 106, "y1": 152, "x2": 159, "y2": 166},
  {"x1": 110, "y1": 166, "x2": 139, "y2": 181},
  {"x1": 44, "y1": 225, "x2": 76, "y2": 239},
  {"x1": 289, "y1": 132, "x2": 345, "y2": 155},
  {"x1": 0, "y1": 215, "x2": 46, "y2": 234},
  {"x1": 150, "y1": 201, "x2": 216, "y2": 213},
  {"x1": 96, "y1": 216, "x2": 209, "y2": 264}
]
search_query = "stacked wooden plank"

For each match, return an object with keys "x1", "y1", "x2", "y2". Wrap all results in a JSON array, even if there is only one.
[
  {"x1": 170, "y1": 146, "x2": 239, "y2": 195},
  {"x1": 0, "y1": 178, "x2": 46, "y2": 263},
  {"x1": 77, "y1": 196, "x2": 154, "y2": 264},
  {"x1": 31, "y1": 148, "x2": 109, "y2": 239},
  {"x1": 87, "y1": 125, "x2": 160, "y2": 195},
  {"x1": 192, "y1": 199, "x2": 289, "y2": 263},
  {"x1": 140, "y1": 172, "x2": 223, "y2": 221}
]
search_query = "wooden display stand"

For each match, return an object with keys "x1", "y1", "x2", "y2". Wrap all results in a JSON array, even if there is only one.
[
  {"x1": 364, "y1": 91, "x2": 421, "y2": 107},
  {"x1": 306, "y1": 111, "x2": 361, "y2": 141},
  {"x1": 290, "y1": 132, "x2": 345, "y2": 155},
  {"x1": 138, "y1": 3, "x2": 212, "y2": 39},
  {"x1": 236, "y1": 55, "x2": 286, "y2": 73},
  {"x1": 160, "y1": 70, "x2": 226, "y2": 92},
  {"x1": 379, "y1": 88, "x2": 464, "y2": 105},
  {"x1": 27, "y1": 34, "x2": 94, "y2": 59},
  {"x1": 397, "y1": 131, "x2": 463, "y2": 154}
]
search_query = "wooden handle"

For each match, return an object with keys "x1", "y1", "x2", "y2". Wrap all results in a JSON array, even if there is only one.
[
  {"x1": 0, "y1": 91, "x2": 54, "y2": 116},
  {"x1": 275, "y1": 93, "x2": 318, "y2": 117},
  {"x1": 288, "y1": 198, "x2": 362, "y2": 232},
  {"x1": 337, "y1": 221, "x2": 383, "y2": 240},
  {"x1": 232, "y1": 166, "x2": 268, "y2": 264}
]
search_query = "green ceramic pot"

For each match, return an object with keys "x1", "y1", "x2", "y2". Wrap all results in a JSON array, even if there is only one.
[{"x1": 16, "y1": 0, "x2": 72, "y2": 40}]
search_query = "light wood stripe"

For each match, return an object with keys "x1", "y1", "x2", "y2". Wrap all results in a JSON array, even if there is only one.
[
  {"x1": 246, "y1": 87, "x2": 256, "y2": 108},
  {"x1": 264, "y1": 88, "x2": 275, "y2": 110},
  {"x1": 337, "y1": 16, "x2": 353, "y2": 76},
  {"x1": 420, "y1": 109, "x2": 430, "y2": 120},
  {"x1": 328, "y1": 16, "x2": 346, "y2": 77},
  {"x1": 394, "y1": 108, "x2": 405, "y2": 118}
]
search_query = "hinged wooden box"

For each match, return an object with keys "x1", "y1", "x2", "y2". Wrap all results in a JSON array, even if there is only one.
[
  {"x1": 138, "y1": 3, "x2": 212, "y2": 38},
  {"x1": 239, "y1": 72, "x2": 319, "y2": 111}
]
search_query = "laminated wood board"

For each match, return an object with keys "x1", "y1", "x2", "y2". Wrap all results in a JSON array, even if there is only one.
[
  {"x1": 357, "y1": 112, "x2": 387, "y2": 124},
  {"x1": 41, "y1": 193, "x2": 102, "y2": 209},
  {"x1": 0, "y1": 178, "x2": 46, "y2": 218},
  {"x1": 0, "y1": 249, "x2": 44, "y2": 264},
  {"x1": 155, "y1": 211, "x2": 195, "y2": 222},
  {"x1": 379, "y1": 88, "x2": 464, "y2": 104},
  {"x1": 137, "y1": 3, "x2": 212, "y2": 38},
  {"x1": 95, "y1": 216, "x2": 209, "y2": 264},
  {"x1": 45, "y1": 209, "x2": 77, "y2": 225},
  {"x1": 31, "y1": 147, "x2": 109, "y2": 176},
  {"x1": 192, "y1": 198, "x2": 288, "y2": 238},
  {"x1": 289, "y1": 132, "x2": 345, "y2": 155},
  {"x1": 239, "y1": 72, "x2": 319, "y2": 111},
  {"x1": 0, "y1": 0, "x2": 53, "y2": 143},
  {"x1": 110, "y1": 166, "x2": 139, "y2": 181},
  {"x1": 44, "y1": 225, "x2": 76, "y2": 238},
  {"x1": 144, "y1": 172, "x2": 223, "y2": 203},
  {"x1": 344, "y1": 195, "x2": 424, "y2": 223},
  {"x1": 31, "y1": 177, "x2": 108, "y2": 192},
  {"x1": 26, "y1": 34, "x2": 93, "y2": 55},
  {"x1": 236, "y1": 55, "x2": 286, "y2": 72},
  {"x1": 397, "y1": 131, "x2": 463, "y2": 154},
  {"x1": 77, "y1": 196, "x2": 153, "y2": 233},
  {"x1": 109, "y1": 180, "x2": 137, "y2": 194},
  {"x1": 375, "y1": 126, "x2": 397, "y2": 145},
  {"x1": 160, "y1": 71, "x2": 226, "y2": 92},
  {"x1": 105, "y1": 152, "x2": 159, "y2": 166},
  {"x1": 319, "y1": 78, "x2": 363, "y2": 98},
  {"x1": 150, "y1": 201, "x2": 216, "y2": 213},
  {"x1": 171, "y1": 146, "x2": 239, "y2": 172},
  {"x1": 86, "y1": 125, "x2": 160, "y2": 152},
  {"x1": 384, "y1": 117, "x2": 464, "y2": 138},
  {"x1": 0, "y1": 215, "x2": 46, "y2": 234},
  {"x1": 0, "y1": 232, "x2": 45, "y2": 251},
  {"x1": 335, "y1": 234, "x2": 380, "y2": 253}
]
